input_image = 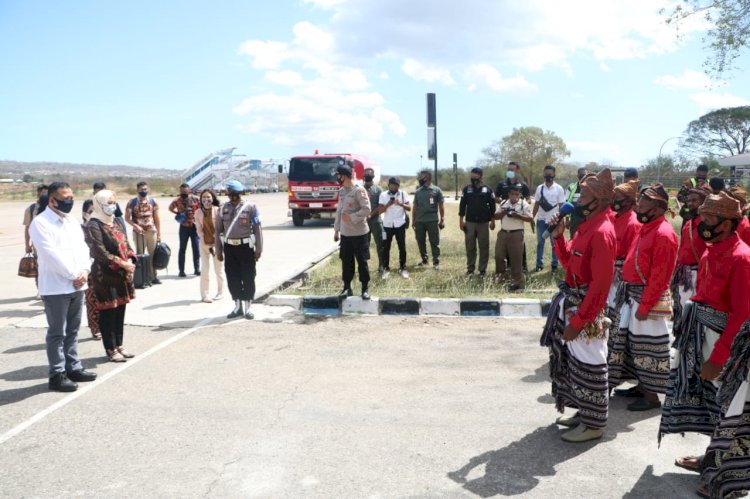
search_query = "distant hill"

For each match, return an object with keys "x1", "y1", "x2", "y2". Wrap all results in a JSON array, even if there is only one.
[{"x1": 0, "y1": 160, "x2": 182, "y2": 181}]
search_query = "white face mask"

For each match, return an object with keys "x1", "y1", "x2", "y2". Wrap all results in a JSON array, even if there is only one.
[{"x1": 102, "y1": 204, "x2": 117, "y2": 216}]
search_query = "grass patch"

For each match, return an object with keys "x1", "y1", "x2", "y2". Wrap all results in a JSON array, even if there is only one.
[{"x1": 287, "y1": 203, "x2": 563, "y2": 299}]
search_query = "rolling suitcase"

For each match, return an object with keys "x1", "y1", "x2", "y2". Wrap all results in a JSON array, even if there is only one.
[{"x1": 133, "y1": 233, "x2": 153, "y2": 289}]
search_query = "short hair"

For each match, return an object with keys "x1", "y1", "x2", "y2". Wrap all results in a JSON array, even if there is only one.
[
  {"x1": 577, "y1": 167, "x2": 588, "y2": 175},
  {"x1": 137, "y1": 181, "x2": 148, "y2": 189},
  {"x1": 419, "y1": 169, "x2": 432, "y2": 179},
  {"x1": 709, "y1": 177, "x2": 725, "y2": 191},
  {"x1": 624, "y1": 168, "x2": 639, "y2": 179},
  {"x1": 36, "y1": 184, "x2": 48, "y2": 194},
  {"x1": 199, "y1": 189, "x2": 220, "y2": 207},
  {"x1": 92, "y1": 182, "x2": 106, "y2": 191},
  {"x1": 82, "y1": 199, "x2": 94, "y2": 213},
  {"x1": 508, "y1": 184, "x2": 521, "y2": 193},
  {"x1": 470, "y1": 167, "x2": 483, "y2": 176},
  {"x1": 543, "y1": 165, "x2": 556, "y2": 173},
  {"x1": 363, "y1": 167, "x2": 375, "y2": 173},
  {"x1": 179, "y1": 183, "x2": 190, "y2": 189},
  {"x1": 507, "y1": 161, "x2": 519, "y2": 170},
  {"x1": 47, "y1": 181, "x2": 70, "y2": 198},
  {"x1": 697, "y1": 164, "x2": 709, "y2": 173}
]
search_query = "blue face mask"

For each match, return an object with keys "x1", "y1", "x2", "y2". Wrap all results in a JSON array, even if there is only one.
[{"x1": 506, "y1": 171, "x2": 515, "y2": 179}]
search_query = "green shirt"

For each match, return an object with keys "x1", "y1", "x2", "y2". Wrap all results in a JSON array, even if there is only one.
[
  {"x1": 364, "y1": 183, "x2": 382, "y2": 216},
  {"x1": 413, "y1": 185, "x2": 444, "y2": 223}
]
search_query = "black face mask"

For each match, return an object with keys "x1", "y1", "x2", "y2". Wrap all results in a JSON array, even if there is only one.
[
  {"x1": 471, "y1": 178, "x2": 481, "y2": 187},
  {"x1": 54, "y1": 198, "x2": 74, "y2": 214},
  {"x1": 636, "y1": 209, "x2": 657, "y2": 224},
  {"x1": 138, "y1": 191, "x2": 148, "y2": 197},
  {"x1": 611, "y1": 200, "x2": 629, "y2": 212},
  {"x1": 336, "y1": 176, "x2": 345, "y2": 185},
  {"x1": 681, "y1": 205, "x2": 697, "y2": 220},
  {"x1": 698, "y1": 220, "x2": 725, "y2": 241},
  {"x1": 227, "y1": 190, "x2": 240, "y2": 201},
  {"x1": 363, "y1": 175, "x2": 373, "y2": 183},
  {"x1": 544, "y1": 175, "x2": 554, "y2": 182},
  {"x1": 180, "y1": 193, "x2": 188, "y2": 199},
  {"x1": 418, "y1": 178, "x2": 426, "y2": 186},
  {"x1": 575, "y1": 199, "x2": 596, "y2": 218}
]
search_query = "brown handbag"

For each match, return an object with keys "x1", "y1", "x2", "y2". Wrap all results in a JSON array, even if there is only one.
[{"x1": 18, "y1": 253, "x2": 38, "y2": 278}]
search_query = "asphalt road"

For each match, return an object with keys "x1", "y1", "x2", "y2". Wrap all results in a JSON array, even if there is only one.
[{"x1": 0, "y1": 193, "x2": 708, "y2": 498}]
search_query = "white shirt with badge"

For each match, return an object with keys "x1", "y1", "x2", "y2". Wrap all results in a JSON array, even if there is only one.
[
  {"x1": 534, "y1": 182, "x2": 566, "y2": 222},
  {"x1": 379, "y1": 190, "x2": 410, "y2": 228}
]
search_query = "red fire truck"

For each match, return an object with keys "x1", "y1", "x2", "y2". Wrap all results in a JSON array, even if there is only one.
[{"x1": 287, "y1": 153, "x2": 378, "y2": 226}]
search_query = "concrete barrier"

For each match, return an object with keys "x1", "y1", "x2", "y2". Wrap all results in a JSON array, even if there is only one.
[
  {"x1": 460, "y1": 300, "x2": 500, "y2": 316},
  {"x1": 420, "y1": 298, "x2": 460, "y2": 316},
  {"x1": 500, "y1": 298, "x2": 542, "y2": 317},
  {"x1": 342, "y1": 297, "x2": 380, "y2": 315},
  {"x1": 302, "y1": 296, "x2": 341, "y2": 316},
  {"x1": 380, "y1": 298, "x2": 420, "y2": 315},
  {"x1": 265, "y1": 294, "x2": 302, "y2": 310}
]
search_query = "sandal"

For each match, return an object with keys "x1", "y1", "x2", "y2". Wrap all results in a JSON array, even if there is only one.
[
  {"x1": 91, "y1": 331, "x2": 102, "y2": 340},
  {"x1": 116, "y1": 346, "x2": 135, "y2": 358},
  {"x1": 675, "y1": 455, "x2": 703, "y2": 473},
  {"x1": 106, "y1": 349, "x2": 126, "y2": 363}
]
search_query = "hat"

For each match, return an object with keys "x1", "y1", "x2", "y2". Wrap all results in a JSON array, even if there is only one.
[
  {"x1": 640, "y1": 183, "x2": 669, "y2": 209},
  {"x1": 698, "y1": 191, "x2": 742, "y2": 220},
  {"x1": 388, "y1": 176, "x2": 400, "y2": 185},
  {"x1": 687, "y1": 185, "x2": 711, "y2": 202},
  {"x1": 336, "y1": 164, "x2": 352, "y2": 177},
  {"x1": 614, "y1": 179, "x2": 640, "y2": 201},
  {"x1": 580, "y1": 168, "x2": 614, "y2": 203},
  {"x1": 226, "y1": 179, "x2": 245, "y2": 192},
  {"x1": 728, "y1": 185, "x2": 749, "y2": 211}
]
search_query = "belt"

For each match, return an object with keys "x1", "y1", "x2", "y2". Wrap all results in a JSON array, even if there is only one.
[
  {"x1": 226, "y1": 237, "x2": 252, "y2": 246},
  {"x1": 501, "y1": 229, "x2": 523, "y2": 233}
]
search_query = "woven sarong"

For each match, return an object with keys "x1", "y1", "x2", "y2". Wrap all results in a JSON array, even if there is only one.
[
  {"x1": 671, "y1": 264, "x2": 698, "y2": 327},
  {"x1": 608, "y1": 283, "x2": 671, "y2": 394},
  {"x1": 659, "y1": 302, "x2": 728, "y2": 442},
  {"x1": 541, "y1": 282, "x2": 609, "y2": 429}
]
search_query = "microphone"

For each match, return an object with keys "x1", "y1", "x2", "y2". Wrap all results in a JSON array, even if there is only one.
[{"x1": 542, "y1": 202, "x2": 575, "y2": 239}]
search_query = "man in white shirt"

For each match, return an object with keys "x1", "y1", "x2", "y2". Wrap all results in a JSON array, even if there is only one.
[
  {"x1": 533, "y1": 165, "x2": 566, "y2": 272},
  {"x1": 29, "y1": 181, "x2": 96, "y2": 392},
  {"x1": 378, "y1": 177, "x2": 410, "y2": 278},
  {"x1": 494, "y1": 185, "x2": 533, "y2": 290}
]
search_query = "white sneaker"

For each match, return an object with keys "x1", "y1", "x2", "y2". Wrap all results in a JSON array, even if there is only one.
[
  {"x1": 400, "y1": 269, "x2": 409, "y2": 279},
  {"x1": 201, "y1": 297, "x2": 212, "y2": 303},
  {"x1": 214, "y1": 294, "x2": 224, "y2": 300}
]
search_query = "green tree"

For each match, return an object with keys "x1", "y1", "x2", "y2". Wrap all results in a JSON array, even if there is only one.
[
  {"x1": 478, "y1": 127, "x2": 570, "y2": 189},
  {"x1": 681, "y1": 106, "x2": 750, "y2": 157},
  {"x1": 664, "y1": 0, "x2": 750, "y2": 77}
]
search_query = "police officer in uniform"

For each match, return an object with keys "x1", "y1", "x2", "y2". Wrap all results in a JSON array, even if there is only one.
[
  {"x1": 458, "y1": 167, "x2": 496, "y2": 276},
  {"x1": 215, "y1": 180, "x2": 263, "y2": 320},
  {"x1": 363, "y1": 167, "x2": 384, "y2": 272},
  {"x1": 411, "y1": 169, "x2": 445, "y2": 270},
  {"x1": 334, "y1": 163, "x2": 372, "y2": 299}
]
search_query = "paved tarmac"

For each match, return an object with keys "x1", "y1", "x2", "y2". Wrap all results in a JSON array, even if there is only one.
[{"x1": 0, "y1": 193, "x2": 709, "y2": 498}]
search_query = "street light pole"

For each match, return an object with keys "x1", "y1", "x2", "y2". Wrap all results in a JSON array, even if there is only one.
[{"x1": 657, "y1": 136, "x2": 680, "y2": 182}]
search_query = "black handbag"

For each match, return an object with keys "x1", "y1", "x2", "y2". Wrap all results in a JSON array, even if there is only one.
[
  {"x1": 538, "y1": 186, "x2": 555, "y2": 212},
  {"x1": 152, "y1": 241, "x2": 171, "y2": 270}
]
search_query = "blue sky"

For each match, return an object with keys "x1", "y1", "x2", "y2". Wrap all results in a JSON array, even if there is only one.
[{"x1": 1, "y1": 0, "x2": 749, "y2": 175}]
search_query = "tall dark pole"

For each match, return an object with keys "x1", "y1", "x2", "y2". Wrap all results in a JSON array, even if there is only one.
[
  {"x1": 453, "y1": 153, "x2": 458, "y2": 200},
  {"x1": 427, "y1": 93, "x2": 437, "y2": 185}
]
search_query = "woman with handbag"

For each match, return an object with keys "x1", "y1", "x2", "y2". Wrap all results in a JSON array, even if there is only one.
[
  {"x1": 85, "y1": 190, "x2": 136, "y2": 362},
  {"x1": 194, "y1": 189, "x2": 225, "y2": 303},
  {"x1": 81, "y1": 200, "x2": 101, "y2": 340}
]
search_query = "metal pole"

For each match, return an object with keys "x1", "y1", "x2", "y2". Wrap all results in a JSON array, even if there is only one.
[
  {"x1": 658, "y1": 136, "x2": 680, "y2": 182},
  {"x1": 434, "y1": 127, "x2": 438, "y2": 186},
  {"x1": 453, "y1": 153, "x2": 458, "y2": 200}
]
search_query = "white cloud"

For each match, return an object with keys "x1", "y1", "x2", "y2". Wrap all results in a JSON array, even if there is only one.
[
  {"x1": 600, "y1": 63, "x2": 611, "y2": 72},
  {"x1": 569, "y1": 140, "x2": 624, "y2": 161},
  {"x1": 654, "y1": 69, "x2": 718, "y2": 90},
  {"x1": 265, "y1": 70, "x2": 304, "y2": 87},
  {"x1": 689, "y1": 92, "x2": 750, "y2": 111},
  {"x1": 401, "y1": 58, "x2": 455, "y2": 85},
  {"x1": 464, "y1": 64, "x2": 536, "y2": 94}
]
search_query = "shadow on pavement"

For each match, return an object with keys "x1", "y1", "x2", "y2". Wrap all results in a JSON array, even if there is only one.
[
  {"x1": 447, "y1": 425, "x2": 594, "y2": 496},
  {"x1": 142, "y1": 300, "x2": 197, "y2": 310},
  {"x1": 521, "y1": 362, "x2": 549, "y2": 383},
  {"x1": 623, "y1": 465, "x2": 696, "y2": 498},
  {"x1": 262, "y1": 223, "x2": 333, "y2": 231},
  {"x1": 0, "y1": 309, "x2": 43, "y2": 319},
  {"x1": 0, "y1": 296, "x2": 40, "y2": 306},
  {"x1": 0, "y1": 383, "x2": 49, "y2": 406},
  {"x1": 3, "y1": 343, "x2": 46, "y2": 354},
  {"x1": 0, "y1": 365, "x2": 47, "y2": 382}
]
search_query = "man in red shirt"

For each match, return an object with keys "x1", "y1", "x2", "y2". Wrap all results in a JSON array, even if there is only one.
[
  {"x1": 540, "y1": 168, "x2": 616, "y2": 443},
  {"x1": 608, "y1": 184, "x2": 678, "y2": 411},
  {"x1": 659, "y1": 192, "x2": 750, "y2": 487},
  {"x1": 671, "y1": 186, "x2": 709, "y2": 323},
  {"x1": 169, "y1": 183, "x2": 201, "y2": 277},
  {"x1": 606, "y1": 180, "x2": 641, "y2": 331},
  {"x1": 728, "y1": 185, "x2": 750, "y2": 246}
]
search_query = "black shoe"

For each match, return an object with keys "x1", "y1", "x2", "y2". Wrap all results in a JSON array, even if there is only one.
[
  {"x1": 466, "y1": 270, "x2": 474, "y2": 276},
  {"x1": 614, "y1": 385, "x2": 644, "y2": 398},
  {"x1": 531, "y1": 267, "x2": 543, "y2": 273},
  {"x1": 362, "y1": 289, "x2": 371, "y2": 300},
  {"x1": 67, "y1": 369, "x2": 97, "y2": 383},
  {"x1": 627, "y1": 398, "x2": 661, "y2": 411},
  {"x1": 244, "y1": 310, "x2": 254, "y2": 320},
  {"x1": 151, "y1": 278, "x2": 162, "y2": 285},
  {"x1": 194, "y1": 270, "x2": 201, "y2": 276},
  {"x1": 416, "y1": 260, "x2": 428, "y2": 267},
  {"x1": 49, "y1": 373, "x2": 77, "y2": 392},
  {"x1": 339, "y1": 288, "x2": 353, "y2": 299},
  {"x1": 551, "y1": 266, "x2": 558, "y2": 273},
  {"x1": 509, "y1": 284, "x2": 522, "y2": 291},
  {"x1": 227, "y1": 300, "x2": 243, "y2": 319},
  {"x1": 178, "y1": 272, "x2": 187, "y2": 278}
]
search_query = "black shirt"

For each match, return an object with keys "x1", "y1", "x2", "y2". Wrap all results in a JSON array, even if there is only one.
[
  {"x1": 459, "y1": 184, "x2": 496, "y2": 223},
  {"x1": 496, "y1": 180, "x2": 531, "y2": 201}
]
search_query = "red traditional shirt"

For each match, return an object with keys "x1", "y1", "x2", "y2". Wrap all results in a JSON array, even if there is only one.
[
  {"x1": 691, "y1": 234, "x2": 750, "y2": 365},
  {"x1": 611, "y1": 209, "x2": 641, "y2": 261},
  {"x1": 737, "y1": 217, "x2": 750, "y2": 246},
  {"x1": 554, "y1": 210, "x2": 617, "y2": 331},
  {"x1": 677, "y1": 216, "x2": 707, "y2": 266},
  {"x1": 622, "y1": 216, "x2": 678, "y2": 316},
  {"x1": 169, "y1": 195, "x2": 201, "y2": 227}
]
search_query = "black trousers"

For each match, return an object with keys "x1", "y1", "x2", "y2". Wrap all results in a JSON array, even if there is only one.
[
  {"x1": 224, "y1": 243, "x2": 256, "y2": 301},
  {"x1": 383, "y1": 224, "x2": 407, "y2": 270},
  {"x1": 99, "y1": 304, "x2": 126, "y2": 351},
  {"x1": 340, "y1": 234, "x2": 370, "y2": 288},
  {"x1": 179, "y1": 225, "x2": 200, "y2": 273}
]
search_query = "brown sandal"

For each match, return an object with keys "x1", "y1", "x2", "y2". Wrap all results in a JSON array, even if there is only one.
[
  {"x1": 91, "y1": 331, "x2": 102, "y2": 340},
  {"x1": 106, "y1": 349, "x2": 126, "y2": 362},
  {"x1": 675, "y1": 455, "x2": 703, "y2": 473},
  {"x1": 116, "y1": 347, "x2": 135, "y2": 358}
]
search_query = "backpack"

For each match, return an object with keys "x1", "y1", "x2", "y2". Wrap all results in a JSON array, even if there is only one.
[
  {"x1": 129, "y1": 197, "x2": 156, "y2": 223},
  {"x1": 152, "y1": 241, "x2": 171, "y2": 270}
]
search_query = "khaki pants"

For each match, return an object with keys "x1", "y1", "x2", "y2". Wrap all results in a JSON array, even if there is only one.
[
  {"x1": 199, "y1": 242, "x2": 225, "y2": 299},
  {"x1": 464, "y1": 221, "x2": 490, "y2": 273},
  {"x1": 134, "y1": 229, "x2": 158, "y2": 276},
  {"x1": 495, "y1": 229, "x2": 525, "y2": 287}
]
